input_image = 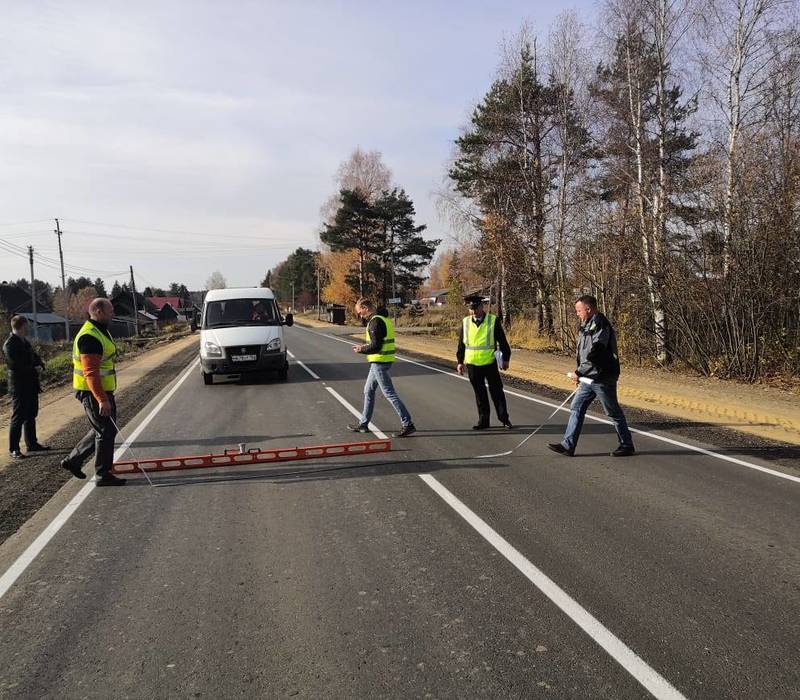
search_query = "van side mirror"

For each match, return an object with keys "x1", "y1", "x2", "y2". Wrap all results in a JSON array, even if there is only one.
[{"x1": 284, "y1": 313, "x2": 294, "y2": 327}]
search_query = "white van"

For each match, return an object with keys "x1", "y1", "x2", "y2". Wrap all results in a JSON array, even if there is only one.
[{"x1": 199, "y1": 287, "x2": 293, "y2": 385}]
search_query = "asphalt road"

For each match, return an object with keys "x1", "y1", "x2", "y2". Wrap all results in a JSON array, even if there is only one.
[{"x1": 0, "y1": 325, "x2": 798, "y2": 699}]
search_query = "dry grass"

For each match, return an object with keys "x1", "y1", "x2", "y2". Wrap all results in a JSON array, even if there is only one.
[{"x1": 504, "y1": 318, "x2": 560, "y2": 353}]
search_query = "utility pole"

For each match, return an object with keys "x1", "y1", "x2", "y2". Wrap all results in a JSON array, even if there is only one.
[
  {"x1": 28, "y1": 246, "x2": 38, "y2": 340},
  {"x1": 316, "y1": 259, "x2": 321, "y2": 321},
  {"x1": 54, "y1": 218, "x2": 70, "y2": 341},
  {"x1": 129, "y1": 266, "x2": 139, "y2": 336}
]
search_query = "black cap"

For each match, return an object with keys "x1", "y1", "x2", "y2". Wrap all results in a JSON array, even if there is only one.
[{"x1": 463, "y1": 294, "x2": 485, "y2": 309}]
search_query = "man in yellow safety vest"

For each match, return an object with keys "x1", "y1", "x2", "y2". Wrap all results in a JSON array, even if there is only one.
[
  {"x1": 457, "y1": 294, "x2": 513, "y2": 430},
  {"x1": 348, "y1": 297, "x2": 416, "y2": 438},
  {"x1": 60, "y1": 298, "x2": 126, "y2": 486}
]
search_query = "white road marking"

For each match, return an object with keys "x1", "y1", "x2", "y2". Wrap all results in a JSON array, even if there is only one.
[
  {"x1": 325, "y1": 387, "x2": 389, "y2": 440},
  {"x1": 420, "y1": 474, "x2": 687, "y2": 700},
  {"x1": 294, "y1": 325, "x2": 800, "y2": 485},
  {"x1": 290, "y1": 334, "x2": 686, "y2": 699},
  {"x1": 0, "y1": 358, "x2": 201, "y2": 602},
  {"x1": 290, "y1": 350, "x2": 389, "y2": 439},
  {"x1": 287, "y1": 349, "x2": 320, "y2": 379}
]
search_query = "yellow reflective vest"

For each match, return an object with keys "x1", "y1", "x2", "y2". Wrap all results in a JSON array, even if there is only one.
[
  {"x1": 463, "y1": 314, "x2": 497, "y2": 366},
  {"x1": 366, "y1": 315, "x2": 396, "y2": 363},
  {"x1": 73, "y1": 320, "x2": 117, "y2": 392}
]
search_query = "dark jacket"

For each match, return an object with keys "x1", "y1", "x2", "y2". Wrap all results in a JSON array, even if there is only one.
[
  {"x1": 456, "y1": 314, "x2": 511, "y2": 365},
  {"x1": 358, "y1": 315, "x2": 388, "y2": 356},
  {"x1": 2, "y1": 333, "x2": 44, "y2": 395},
  {"x1": 575, "y1": 312, "x2": 620, "y2": 382}
]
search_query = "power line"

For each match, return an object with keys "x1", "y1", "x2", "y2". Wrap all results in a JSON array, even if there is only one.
[
  {"x1": 34, "y1": 239, "x2": 296, "y2": 254},
  {"x1": 0, "y1": 219, "x2": 52, "y2": 228},
  {"x1": 0, "y1": 230, "x2": 55, "y2": 239},
  {"x1": 0, "y1": 236, "x2": 125, "y2": 277},
  {"x1": 61, "y1": 218, "x2": 299, "y2": 243}
]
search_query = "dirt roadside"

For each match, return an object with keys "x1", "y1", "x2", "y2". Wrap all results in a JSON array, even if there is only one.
[
  {"x1": 296, "y1": 316, "x2": 800, "y2": 453},
  {"x1": 0, "y1": 335, "x2": 198, "y2": 546}
]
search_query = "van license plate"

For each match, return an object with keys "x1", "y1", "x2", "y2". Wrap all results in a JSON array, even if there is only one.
[{"x1": 231, "y1": 354, "x2": 257, "y2": 362}]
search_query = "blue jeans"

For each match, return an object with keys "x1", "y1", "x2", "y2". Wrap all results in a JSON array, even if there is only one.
[
  {"x1": 561, "y1": 380, "x2": 633, "y2": 452},
  {"x1": 359, "y1": 362, "x2": 412, "y2": 427}
]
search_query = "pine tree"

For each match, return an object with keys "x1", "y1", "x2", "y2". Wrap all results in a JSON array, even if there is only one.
[
  {"x1": 93, "y1": 278, "x2": 107, "y2": 298},
  {"x1": 373, "y1": 189, "x2": 439, "y2": 304},
  {"x1": 321, "y1": 189, "x2": 383, "y2": 297}
]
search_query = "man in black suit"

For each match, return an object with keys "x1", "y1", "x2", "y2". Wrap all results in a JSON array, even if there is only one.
[{"x1": 2, "y1": 315, "x2": 49, "y2": 459}]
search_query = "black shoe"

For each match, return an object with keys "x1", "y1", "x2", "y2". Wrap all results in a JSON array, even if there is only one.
[
  {"x1": 60, "y1": 458, "x2": 86, "y2": 479},
  {"x1": 611, "y1": 445, "x2": 636, "y2": 457},
  {"x1": 547, "y1": 443, "x2": 574, "y2": 457},
  {"x1": 472, "y1": 422, "x2": 489, "y2": 431},
  {"x1": 96, "y1": 473, "x2": 126, "y2": 487},
  {"x1": 394, "y1": 424, "x2": 416, "y2": 438},
  {"x1": 27, "y1": 444, "x2": 51, "y2": 452},
  {"x1": 501, "y1": 419, "x2": 513, "y2": 430},
  {"x1": 347, "y1": 423, "x2": 369, "y2": 433},
  {"x1": 10, "y1": 450, "x2": 25, "y2": 460}
]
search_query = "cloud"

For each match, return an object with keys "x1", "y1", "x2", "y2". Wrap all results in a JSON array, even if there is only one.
[{"x1": 0, "y1": 0, "x2": 596, "y2": 289}]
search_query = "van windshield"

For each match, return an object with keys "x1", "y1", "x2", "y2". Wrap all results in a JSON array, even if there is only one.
[{"x1": 203, "y1": 299, "x2": 281, "y2": 329}]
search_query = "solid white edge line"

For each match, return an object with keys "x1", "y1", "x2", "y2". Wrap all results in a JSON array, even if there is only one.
[
  {"x1": 294, "y1": 325, "x2": 800, "y2": 485},
  {"x1": 419, "y1": 474, "x2": 687, "y2": 700},
  {"x1": 0, "y1": 357, "x2": 201, "y2": 602},
  {"x1": 289, "y1": 331, "x2": 685, "y2": 698}
]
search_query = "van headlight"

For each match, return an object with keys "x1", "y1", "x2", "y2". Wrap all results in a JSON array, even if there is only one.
[
  {"x1": 265, "y1": 338, "x2": 281, "y2": 351},
  {"x1": 204, "y1": 341, "x2": 223, "y2": 358}
]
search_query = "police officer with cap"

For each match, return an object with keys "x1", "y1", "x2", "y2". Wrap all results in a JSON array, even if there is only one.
[{"x1": 456, "y1": 294, "x2": 513, "y2": 430}]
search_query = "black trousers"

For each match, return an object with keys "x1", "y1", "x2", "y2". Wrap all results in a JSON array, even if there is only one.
[
  {"x1": 65, "y1": 393, "x2": 118, "y2": 477},
  {"x1": 8, "y1": 390, "x2": 39, "y2": 452},
  {"x1": 467, "y1": 362, "x2": 509, "y2": 425}
]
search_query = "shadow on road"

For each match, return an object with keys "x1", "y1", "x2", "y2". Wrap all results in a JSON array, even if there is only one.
[{"x1": 125, "y1": 453, "x2": 508, "y2": 489}]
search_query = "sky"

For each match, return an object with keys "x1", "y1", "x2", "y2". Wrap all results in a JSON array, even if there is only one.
[{"x1": 0, "y1": 0, "x2": 596, "y2": 293}]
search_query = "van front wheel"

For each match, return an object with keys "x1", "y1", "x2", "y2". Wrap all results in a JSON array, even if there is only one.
[
  {"x1": 278, "y1": 363, "x2": 289, "y2": 381},
  {"x1": 203, "y1": 371, "x2": 213, "y2": 385}
]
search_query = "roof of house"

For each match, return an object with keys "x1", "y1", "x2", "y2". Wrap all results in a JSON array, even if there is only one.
[
  {"x1": 17, "y1": 312, "x2": 68, "y2": 324},
  {"x1": 147, "y1": 296, "x2": 182, "y2": 311},
  {"x1": 114, "y1": 310, "x2": 158, "y2": 323},
  {"x1": 111, "y1": 291, "x2": 157, "y2": 313},
  {"x1": 156, "y1": 302, "x2": 179, "y2": 317}
]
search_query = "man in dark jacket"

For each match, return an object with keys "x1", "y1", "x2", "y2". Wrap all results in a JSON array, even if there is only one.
[
  {"x1": 548, "y1": 295, "x2": 635, "y2": 457},
  {"x1": 3, "y1": 316, "x2": 49, "y2": 459}
]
